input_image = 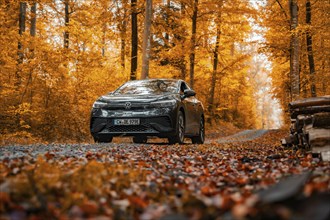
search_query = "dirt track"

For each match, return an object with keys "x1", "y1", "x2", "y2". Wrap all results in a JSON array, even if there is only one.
[{"x1": 213, "y1": 129, "x2": 269, "y2": 143}]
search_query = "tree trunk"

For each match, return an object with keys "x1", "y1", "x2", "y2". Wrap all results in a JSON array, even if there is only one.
[
  {"x1": 120, "y1": 24, "x2": 126, "y2": 69},
  {"x1": 30, "y1": 2, "x2": 36, "y2": 37},
  {"x1": 289, "y1": 0, "x2": 300, "y2": 100},
  {"x1": 120, "y1": 0, "x2": 128, "y2": 70},
  {"x1": 18, "y1": 2, "x2": 26, "y2": 64},
  {"x1": 208, "y1": 28, "x2": 220, "y2": 121},
  {"x1": 16, "y1": 1, "x2": 26, "y2": 86},
  {"x1": 164, "y1": 0, "x2": 170, "y2": 43},
  {"x1": 189, "y1": 0, "x2": 198, "y2": 88},
  {"x1": 102, "y1": 24, "x2": 106, "y2": 57},
  {"x1": 130, "y1": 0, "x2": 138, "y2": 80},
  {"x1": 208, "y1": 1, "x2": 223, "y2": 121},
  {"x1": 321, "y1": 38, "x2": 326, "y2": 94},
  {"x1": 64, "y1": 0, "x2": 69, "y2": 49},
  {"x1": 180, "y1": 64, "x2": 187, "y2": 80},
  {"x1": 306, "y1": 0, "x2": 316, "y2": 97},
  {"x1": 21, "y1": 1, "x2": 37, "y2": 104},
  {"x1": 179, "y1": 1, "x2": 186, "y2": 80},
  {"x1": 141, "y1": 0, "x2": 152, "y2": 79}
]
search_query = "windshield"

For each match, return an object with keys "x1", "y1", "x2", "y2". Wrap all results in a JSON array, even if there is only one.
[{"x1": 113, "y1": 80, "x2": 179, "y2": 95}]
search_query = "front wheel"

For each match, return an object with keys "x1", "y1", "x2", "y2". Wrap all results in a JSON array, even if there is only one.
[
  {"x1": 192, "y1": 117, "x2": 205, "y2": 144},
  {"x1": 168, "y1": 111, "x2": 185, "y2": 144}
]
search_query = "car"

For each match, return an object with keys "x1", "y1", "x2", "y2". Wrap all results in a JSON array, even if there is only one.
[{"x1": 90, "y1": 79, "x2": 205, "y2": 144}]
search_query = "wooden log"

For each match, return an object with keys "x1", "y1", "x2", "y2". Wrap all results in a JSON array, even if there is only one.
[
  {"x1": 290, "y1": 105, "x2": 330, "y2": 119},
  {"x1": 308, "y1": 128, "x2": 330, "y2": 147},
  {"x1": 289, "y1": 96, "x2": 330, "y2": 109}
]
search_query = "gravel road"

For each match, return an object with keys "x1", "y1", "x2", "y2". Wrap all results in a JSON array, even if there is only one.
[
  {"x1": 0, "y1": 130, "x2": 271, "y2": 161},
  {"x1": 216, "y1": 129, "x2": 269, "y2": 143}
]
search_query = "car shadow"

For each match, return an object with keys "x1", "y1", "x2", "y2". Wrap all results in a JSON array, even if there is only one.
[{"x1": 111, "y1": 137, "x2": 193, "y2": 145}]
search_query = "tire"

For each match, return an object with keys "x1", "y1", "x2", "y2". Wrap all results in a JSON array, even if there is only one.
[
  {"x1": 133, "y1": 136, "x2": 147, "y2": 144},
  {"x1": 168, "y1": 111, "x2": 185, "y2": 144},
  {"x1": 192, "y1": 117, "x2": 205, "y2": 144},
  {"x1": 94, "y1": 136, "x2": 113, "y2": 143}
]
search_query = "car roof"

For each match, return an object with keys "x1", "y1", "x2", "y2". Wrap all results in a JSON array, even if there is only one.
[{"x1": 127, "y1": 78, "x2": 182, "y2": 83}]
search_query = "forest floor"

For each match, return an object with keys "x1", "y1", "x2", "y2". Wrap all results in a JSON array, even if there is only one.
[{"x1": 0, "y1": 127, "x2": 329, "y2": 220}]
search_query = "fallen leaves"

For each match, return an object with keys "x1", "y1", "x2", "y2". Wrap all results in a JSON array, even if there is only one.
[{"x1": 0, "y1": 130, "x2": 329, "y2": 219}]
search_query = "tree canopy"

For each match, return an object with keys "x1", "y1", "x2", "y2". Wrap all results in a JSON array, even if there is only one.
[{"x1": 0, "y1": 0, "x2": 328, "y2": 143}]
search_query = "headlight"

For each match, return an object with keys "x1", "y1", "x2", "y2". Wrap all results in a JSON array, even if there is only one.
[
  {"x1": 92, "y1": 101, "x2": 108, "y2": 108},
  {"x1": 151, "y1": 100, "x2": 177, "y2": 108}
]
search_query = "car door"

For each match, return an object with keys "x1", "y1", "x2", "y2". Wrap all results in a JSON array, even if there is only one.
[
  {"x1": 191, "y1": 97, "x2": 203, "y2": 133},
  {"x1": 180, "y1": 82, "x2": 197, "y2": 134}
]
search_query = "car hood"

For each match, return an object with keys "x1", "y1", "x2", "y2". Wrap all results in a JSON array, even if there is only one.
[{"x1": 97, "y1": 93, "x2": 177, "y2": 103}]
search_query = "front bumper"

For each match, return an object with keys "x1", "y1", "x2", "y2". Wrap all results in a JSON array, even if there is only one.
[{"x1": 90, "y1": 108, "x2": 176, "y2": 138}]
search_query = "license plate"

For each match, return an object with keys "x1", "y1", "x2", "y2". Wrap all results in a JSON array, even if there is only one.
[{"x1": 114, "y1": 119, "x2": 140, "y2": 125}]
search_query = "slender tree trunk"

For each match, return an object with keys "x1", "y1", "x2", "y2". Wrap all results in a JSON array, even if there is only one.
[
  {"x1": 120, "y1": 0, "x2": 128, "y2": 71},
  {"x1": 179, "y1": 1, "x2": 186, "y2": 80},
  {"x1": 306, "y1": 0, "x2": 316, "y2": 97},
  {"x1": 321, "y1": 38, "x2": 326, "y2": 94},
  {"x1": 120, "y1": 24, "x2": 126, "y2": 69},
  {"x1": 102, "y1": 24, "x2": 106, "y2": 57},
  {"x1": 180, "y1": 64, "x2": 186, "y2": 80},
  {"x1": 21, "y1": 2, "x2": 37, "y2": 104},
  {"x1": 141, "y1": 0, "x2": 152, "y2": 79},
  {"x1": 289, "y1": 0, "x2": 300, "y2": 100},
  {"x1": 64, "y1": 0, "x2": 69, "y2": 49},
  {"x1": 30, "y1": 2, "x2": 36, "y2": 37},
  {"x1": 20, "y1": 1, "x2": 37, "y2": 125},
  {"x1": 130, "y1": 0, "x2": 138, "y2": 80},
  {"x1": 189, "y1": 0, "x2": 198, "y2": 88},
  {"x1": 18, "y1": 2, "x2": 26, "y2": 64},
  {"x1": 208, "y1": 1, "x2": 223, "y2": 120},
  {"x1": 16, "y1": 2, "x2": 26, "y2": 86},
  {"x1": 208, "y1": 28, "x2": 220, "y2": 120},
  {"x1": 29, "y1": 2, "x2": 37, "y2": 58},
  {"x1": 165, "y1": 0, "x2": 170, "y2": 43}
]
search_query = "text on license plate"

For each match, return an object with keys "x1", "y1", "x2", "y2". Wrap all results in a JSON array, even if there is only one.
[{"x1": 114, "y1": 119, "x2": 140, "y2": 125}]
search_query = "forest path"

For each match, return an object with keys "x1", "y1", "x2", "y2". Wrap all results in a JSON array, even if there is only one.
[{"x1": 208, "y1": 129, "x2": 269, "y2": 144}]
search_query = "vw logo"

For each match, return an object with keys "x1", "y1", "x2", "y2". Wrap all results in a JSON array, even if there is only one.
[{"x1": 125, "y1": 102, "x2": 132, "y2": 109}]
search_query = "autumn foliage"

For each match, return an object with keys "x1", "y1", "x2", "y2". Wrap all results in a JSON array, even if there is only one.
[
  {"x1": 1, "y1": 0, "x2": 259, "y2": 143},
  {"x1": 0, "y1": 0, "x2": 329, "y2": 143},
  {"x1": 260, "y1": 0, "x2": 330, "y2": 114}
]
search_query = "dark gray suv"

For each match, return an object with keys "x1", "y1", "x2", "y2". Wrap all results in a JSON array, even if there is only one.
[{"x1": 90, "y1": 79, "x2": 205, "y2": 144}]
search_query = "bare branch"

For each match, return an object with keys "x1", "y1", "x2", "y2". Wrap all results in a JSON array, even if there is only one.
[{"x1": 275, "y1": 0, "x2": 290, "y2": 25}]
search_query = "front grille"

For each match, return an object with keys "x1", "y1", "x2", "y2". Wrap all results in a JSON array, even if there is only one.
[
  {"x1": 104, "y1": 106, "x2": 146, "y2": 110},
  {"x1": 106, "y1": 125, "x2": 156, "y2": 133},
  {"x1": 92, "y1": 116, "x2": 171, "y2": 133}
]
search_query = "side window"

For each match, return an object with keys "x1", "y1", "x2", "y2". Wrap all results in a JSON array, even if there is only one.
[{"x1": 180, "y1": 82, "x2": 188, "y2": 94}]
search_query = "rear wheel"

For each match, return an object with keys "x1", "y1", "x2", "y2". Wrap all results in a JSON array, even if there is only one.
[
  {"x1": 133, "y1": 136, "x2": 147, "y2": 144},
  {"x1": 168, "y1": 111, "x2": 185, "y2": 144},
  {"x1": 192, "y1": 117, "x2": 205, "y2": 144}
]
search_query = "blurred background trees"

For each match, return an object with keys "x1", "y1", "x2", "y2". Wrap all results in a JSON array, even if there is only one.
[
  {"x1": 261, "y1": 0, "x2": 329, "y2": 121},
  {"x1": 0, "y1": 0, "x2": 328, "y2": 143}
]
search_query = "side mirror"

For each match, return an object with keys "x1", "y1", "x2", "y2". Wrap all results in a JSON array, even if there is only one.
[{"x1": 182, "y1": 89, "x2": 196, "y2": 99}]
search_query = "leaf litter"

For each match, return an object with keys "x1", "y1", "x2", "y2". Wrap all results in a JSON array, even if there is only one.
[{"x1": 0, "y1": 130, "x2": 329, "y2": 219}]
